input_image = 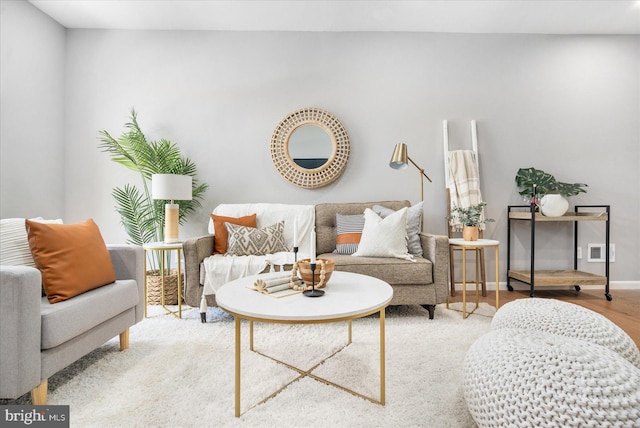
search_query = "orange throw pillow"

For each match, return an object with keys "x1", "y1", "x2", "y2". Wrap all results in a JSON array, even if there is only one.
[
  {"x1": 25, "y1": 218, "x2": 116, "y2": 303},
  {"x1": 211, "y1": 213, "x2": 257, "y2": 254}
]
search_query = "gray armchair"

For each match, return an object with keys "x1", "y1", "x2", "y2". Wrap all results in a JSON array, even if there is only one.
[{"x1": 0, "y1": 245, "x2": 144, "y2": 404}]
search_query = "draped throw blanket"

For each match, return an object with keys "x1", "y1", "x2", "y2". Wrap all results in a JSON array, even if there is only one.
[
  {"x1": 203, "y1": 254, "x2": 266, "y2": 295},
  {"x1": 202, "y1": 251, "x2": 296, "y2": 295},
  {"x1": 447, "y1": 150, "x2": 485, "y2": 231}
]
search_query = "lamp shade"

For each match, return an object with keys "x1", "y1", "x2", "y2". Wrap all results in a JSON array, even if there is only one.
[
  {"x1": 389, "y1": 143, "x2": 409, "y2": 170},
  {"x1": 151, "y1": 174, "x2": 192, "y2": 201}
]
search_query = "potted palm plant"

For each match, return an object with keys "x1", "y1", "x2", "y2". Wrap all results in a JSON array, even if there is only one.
[
  {"x1": 447, "y1": 202, "x2": 494, "y2": 241},
  {"x1": 98, "y1": 109, "x2": 208, "y2": 303},
  {"x1": 515, "y1": 167, "x2": 587, "y2": 216}
]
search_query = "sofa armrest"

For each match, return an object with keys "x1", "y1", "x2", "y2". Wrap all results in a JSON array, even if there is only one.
[
  {"x1": 182, "y1": 235, "x2": 214, "y2": 307},
  {"x1": 108, "y1": 245, "x2": 144, "y2": 323},
  {"x1": 0, "y1": 265, "x2": 42, "y2": 399},
  {"x1": 420, "y1": 233, "x2": 450, "y2": 303}
]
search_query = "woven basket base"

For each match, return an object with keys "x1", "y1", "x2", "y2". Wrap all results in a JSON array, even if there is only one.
[{"x1": 146, "y1": 270, "x2": 182, "y2": 305}]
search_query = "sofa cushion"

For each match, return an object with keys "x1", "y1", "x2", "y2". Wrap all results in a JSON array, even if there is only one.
[
  {"x1": 211, "y1": 213, "x2": 257, "y2": 254},
  {"x1": 319, "y1": 253, "x2": 433, "y2": 285},
  {"x1": 40, "y1": 279, "x2": 139, "y2": 350},
  {"x1": 333, "y1": 213, "x2": 365, "y2": 255},
  {"x1": 26, "y1": 218, "x2": 116, "y2": 303}
]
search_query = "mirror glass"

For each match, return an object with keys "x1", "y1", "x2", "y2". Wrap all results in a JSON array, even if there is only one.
[{"x1": 288, "y1": 125, "x2": 333, "y2": 169}]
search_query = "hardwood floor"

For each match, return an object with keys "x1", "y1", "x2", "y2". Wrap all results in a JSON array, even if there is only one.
[{"x1": 449, "y1": 288, "x2": 640, "y2": 348}]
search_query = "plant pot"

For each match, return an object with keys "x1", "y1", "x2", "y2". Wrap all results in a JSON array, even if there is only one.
[
  {"x1": 462, "y1": 226, "x2": 479, "y2": 241},
  {"x1": 540, "y1": 194, "x2": 569, "y2": 217}
]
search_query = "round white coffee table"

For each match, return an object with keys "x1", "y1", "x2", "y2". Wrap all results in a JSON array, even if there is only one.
[{"x1": 216, "y1": 271, "x2": 393, "y2": 417}]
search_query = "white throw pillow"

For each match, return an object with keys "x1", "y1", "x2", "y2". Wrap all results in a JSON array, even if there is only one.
[
  {"x1": 373, "y1": 202, "x2": 423, "y2": 256},
  {"x1": 352, "y1": 208, "x2": 414, "y2": 261},
  {"x1": 0, "y1": 217, "x2": 63, "y2": 267}
]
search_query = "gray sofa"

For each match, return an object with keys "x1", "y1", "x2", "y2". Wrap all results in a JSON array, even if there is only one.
[
  {"x1": 0, "y1": 245, "x2": 144, "y2": 404},
  {"x1": 183, "y1": 201, "x2": 449, "y2": 318}
]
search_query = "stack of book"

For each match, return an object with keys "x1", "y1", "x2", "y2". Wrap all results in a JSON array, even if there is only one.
[{"x1": 249, "y1": 272, "x2": 302, "y2": 298}]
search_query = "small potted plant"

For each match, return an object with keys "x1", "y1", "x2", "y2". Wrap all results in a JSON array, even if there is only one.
[
  {"x1": 447, "y1": 202, "x2": 495, "y2": 241},
  {"x1": 515, "y1": 167, "x2": 587, "y2": 216}
]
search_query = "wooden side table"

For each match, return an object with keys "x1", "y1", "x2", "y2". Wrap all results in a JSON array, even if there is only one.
[
  {"x1": 448, "y1": 238, "x2": 500, "y2": 319},
  {"x1": 142, "y1": 242, "x2": 183, "y2": 319}
]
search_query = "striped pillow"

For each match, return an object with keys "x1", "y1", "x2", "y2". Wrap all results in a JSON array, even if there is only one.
[
  {"x1": 333, "y1": 213, "x2": 365, "y2": 255},
  {"x1": 0, "y1": 217, "x2": 63, "y2": 267}
]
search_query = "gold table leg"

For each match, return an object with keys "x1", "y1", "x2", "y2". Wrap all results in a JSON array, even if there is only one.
[
  {"x1": 235, "y1": 316, "x2": 241, "y2": 418},
  {"x1": 495, "y1": 247, "x2": 500, "y2": 310},
  {"x1": 143, "y1": 245, "x2": 183, "y2": 319},
  {"x1": 250, "y1": 320, "x2": 254, "y2": 351},
  {"x1": 143, "y1": 255, "x2": 148, "y2": 318},
  {"x1": 462, "y1": 247, "x2": 467, "y2": 318},
  {"x1": 160, "y1": 249, "x2": 165, "y2": 308},
  {"x1": 475, "y1": 249, "x2": 480, "y2": 312},
  {"x1": 177, "y1": 248, "x2": 182, "y2": 319},
  {"x1": 380, "y1": 308, "x2": 386, "y2": 405},
  {"x1": 159, "y1": 249, "x2": 183, "y2": 319},
  {"x1": 234, "y1": 312, "x2": 387, "y2": 417},
  {"x1": 461, "y1": 247, "x2": 480, "y2": 319}
]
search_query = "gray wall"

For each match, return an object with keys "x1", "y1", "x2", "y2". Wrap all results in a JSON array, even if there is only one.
[
  {"x1": 0, "y1": 0, "x2": 66, "y2": 219},
  {"x1": 1, "y1": 2, "x2": 638, "y2": 283}
]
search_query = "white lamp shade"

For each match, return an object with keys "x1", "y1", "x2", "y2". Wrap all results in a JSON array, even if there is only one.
[{"x1": 151, "y1": 174, "x2": 192, "y2": 201}]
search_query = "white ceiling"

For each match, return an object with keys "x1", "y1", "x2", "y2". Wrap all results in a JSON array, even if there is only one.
[{"x1": 29, "y1": 0, "x2": 640, "y2": 35}]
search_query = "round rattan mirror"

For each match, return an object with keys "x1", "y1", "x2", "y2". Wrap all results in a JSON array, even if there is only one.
[{"x1": 270, "y1": 107, "x2": 350, "y2": 189}]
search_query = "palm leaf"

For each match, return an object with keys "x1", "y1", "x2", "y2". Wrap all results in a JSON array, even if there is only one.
[{"x1": 112, "y1": 185, "x2": 156, "y2": 246}]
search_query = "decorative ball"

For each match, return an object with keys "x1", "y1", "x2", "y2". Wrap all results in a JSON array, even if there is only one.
[{"x1": 296, "y1": 258, "x2": 335, "y2": 288}]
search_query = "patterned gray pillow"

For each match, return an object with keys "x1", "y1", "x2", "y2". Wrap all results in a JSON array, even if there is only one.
[
  {"x1": 225, "y1": 221, "x2": 287, "y2": 256},
  {"x1": 372, "y1": 202, "x2": 423, "y2": 256}
]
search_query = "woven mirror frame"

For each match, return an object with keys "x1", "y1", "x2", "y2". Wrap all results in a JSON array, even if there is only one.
[{"x1": 270, "y1": 107, "x2": 350, "y2": 189}]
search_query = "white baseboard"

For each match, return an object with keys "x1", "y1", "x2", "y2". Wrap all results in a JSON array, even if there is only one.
[{"x1": 452, "y1": 281, "x2": 639, "y2": 291}]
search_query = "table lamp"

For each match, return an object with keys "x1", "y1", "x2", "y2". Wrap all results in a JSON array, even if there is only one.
[
  {"x1": 389, "y1": 143, "x2": 432, "y2": 202},
  {"x1": 151, "y1": 174, "x2": 192, "y2": 243}
]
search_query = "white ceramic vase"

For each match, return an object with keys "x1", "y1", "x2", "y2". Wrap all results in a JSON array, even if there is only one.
[{"x1": 540, "y1": 194, "x2": 569, "y2": 217}]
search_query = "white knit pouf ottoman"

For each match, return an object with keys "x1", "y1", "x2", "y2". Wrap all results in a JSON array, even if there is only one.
[
  {"x1": 463, "y1": 328, "x2": 640, "y2": 427},
  {"x1": 491, "y1": 298, "x2": 640, "y2": 368}
]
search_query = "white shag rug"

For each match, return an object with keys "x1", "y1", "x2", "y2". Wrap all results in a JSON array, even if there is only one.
[{"x1": 3, "y1": 303, "x2": 495, "y2": 427}]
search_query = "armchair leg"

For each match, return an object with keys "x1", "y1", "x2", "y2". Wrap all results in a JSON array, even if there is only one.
[
  {"x1": 31, "y1": 379, "x2": 47, "y2": 405},
  {"x1": 119, "y1": 329, "x2": 130, "y2": 351}
]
